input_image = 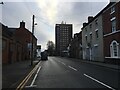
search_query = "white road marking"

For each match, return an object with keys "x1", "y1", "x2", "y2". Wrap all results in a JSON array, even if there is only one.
[
  {"x1": 68, "y1": 65, "x2": 77, "y2": 71},
  {"x1": 17, "y1": 61, "x2": 41, "y2": 89},
  {"x1": 84, "y1": 73, "x2": 116, "y2": 90},
  {"x1": 57, "y1": 60, "x2": 66, "y2": 66},
  {"x1": 25, "y1": 66, "x2": 42, "y2": 88},
  {"x1": 58, "y1": 60, "x2": 60, "y2": 62},
  {"x1": 30, "y1": 66, "x2": 41, "y2": 86},
  {"x1": 61, "y1": 62, "x2": 66, "y2": 66}
]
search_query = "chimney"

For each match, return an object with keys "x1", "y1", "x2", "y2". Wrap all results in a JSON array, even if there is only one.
[
  {"x1": 88, "y1": 16, "x2": 93, "y2": 23},
  {"x1": 20, "y1": 21, "x2": 25, "y2": 28},
  {"x1": 83, "y1": 22, "x2": 87, "y2": 27}
]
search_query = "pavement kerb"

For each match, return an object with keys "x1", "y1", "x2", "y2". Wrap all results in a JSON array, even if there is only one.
[
  {"x1": 80, "y1": 60, "x2": 120, "y2": 70},
  {"x1": 56, "y1": 56, "x2": 120, "y2": 70}
]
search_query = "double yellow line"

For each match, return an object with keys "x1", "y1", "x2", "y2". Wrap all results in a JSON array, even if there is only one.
[{"x1": 16, "y1": 61, "x2": 41, "y2": 90}]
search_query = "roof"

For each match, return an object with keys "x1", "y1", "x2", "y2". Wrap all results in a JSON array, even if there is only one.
[
  {"x1": 8, "y1": 28, "x2": 17, "y2": 34},
  {"x1": 82, "y1": 2, "x2": 115, "y2": 29}
]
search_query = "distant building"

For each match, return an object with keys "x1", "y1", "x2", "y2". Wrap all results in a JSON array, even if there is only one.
[
  {"x1": 69, "y1": 31, "x2": 82, "y2": 59},
  {"x1": 37, "y1": 45, "x2": 41, "y2": 58},
  {"x1": 103, "y1": 2, "x2": 120, "y2": 64},
  {"x1": 55, "y1": 21, "x2": 72, "y2": 56}
]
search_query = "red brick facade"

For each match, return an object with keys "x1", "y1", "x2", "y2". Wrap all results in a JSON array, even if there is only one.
[
  {"x1": 2, "y1": 21, "x2": 37, "y2": 64},
  {"x1": 103, "y1": 2, "x2": 120, "y2": 64}
]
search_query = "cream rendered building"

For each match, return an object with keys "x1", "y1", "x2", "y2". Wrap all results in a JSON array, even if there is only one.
[{"x1": 82, "y1": 15, "x2": 104, "y2": 62}]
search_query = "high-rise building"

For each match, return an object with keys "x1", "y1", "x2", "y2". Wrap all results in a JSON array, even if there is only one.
[{"x1": 55, "y1": 21, "x2": 72, "y2": 56}]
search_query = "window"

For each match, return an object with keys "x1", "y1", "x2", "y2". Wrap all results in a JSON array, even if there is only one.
[
  {"x1": 111, "y1": 19, "x2": 116, "y2": 32},
  {"x1": 95, "y1": 30, "x2": 99, "y2": 38},
  {"x1": 110, "y1": 40, "x2": 119, "y2": 57},
  {"x1": 111, "y1": 6, "x2": 115, "y2": 14},
  {"x1": 113, "y1": 42, "x2": 117, "y2": 56},
  {"x1": 85, "y1": 28, "x2": 87, "y2": 32},
  {"x1": 85, "y1": 35, "x2": 87, "y2": 41},
  {"x1": 95, "y1": 19, "x2": 98, "y2": 27},
  {"x1": 90, "y1": 24, "x2": 92, "y2": 29},
  {"x1": 90, "y1": 33, "x2": 92, "y2": 41}
]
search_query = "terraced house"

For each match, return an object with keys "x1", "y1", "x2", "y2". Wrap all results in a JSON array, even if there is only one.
[
  {"x1": 82, "y1": 14, "x2": 104, "y2": 62},
  {"x1": 82, "y1": 2, "x2": 120, "y2": 64},
  {"x1": 103, "y1": 1, "x2": 120, "y2": 64},
  {"x1": 2, "y1": 21, "x2": 37, "y2": 64}
]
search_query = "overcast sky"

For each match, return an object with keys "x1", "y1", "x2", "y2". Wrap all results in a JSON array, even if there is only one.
[{"x1": 1, "y1": 0, "x2": 109, "y2": 51}]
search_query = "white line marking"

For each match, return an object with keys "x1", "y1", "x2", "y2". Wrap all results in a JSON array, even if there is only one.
[
  {"x1": 61, "y1": 62, "x2": 66, "y2": 65},
  {"x1": 25, "y1": 85, "x2": 37, "y2": 88},
  {"x1": 84, "y1": 73, "x2": 116, "y2": 90},
  {"x1": 68, "y1": 66, "x2": 77, "y2": 71},
  {"x1": 30, "y1": 66, "x2": 41, "y2": 87}
]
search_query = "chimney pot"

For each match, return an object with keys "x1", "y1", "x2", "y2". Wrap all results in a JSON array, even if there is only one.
[
  {"x1": 88, "y1": 16, "x2": 94, "y2": 22},
  {"x1": 83, "y1": 22, "x2": 87, "y2": 27},
  {"x1": 20, "y1": 21, "x2": 25, "y2": 28}
]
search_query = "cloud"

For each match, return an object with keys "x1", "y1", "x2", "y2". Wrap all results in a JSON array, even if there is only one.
[
  {"x1": 36, "y1": 0, "x2": 59, "y2": 26},
  {"x1": 1, "y1": 0, "x2": 109, "y2": 51}
]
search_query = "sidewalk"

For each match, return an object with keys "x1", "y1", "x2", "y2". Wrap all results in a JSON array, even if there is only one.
[
  {"x1": 2, "y1": 60, "x2": 39, "y2": 89},
  {"x1": 80, "y1": 59, "x2": 120, "y2": 70},
  {"x1": 59, "y1": 56, "x2": 120, "y2": 70}
]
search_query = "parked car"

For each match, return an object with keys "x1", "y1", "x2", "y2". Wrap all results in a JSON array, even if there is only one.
[{"x1": 41, "y1": 51, "x2": 48, "y2": 60}]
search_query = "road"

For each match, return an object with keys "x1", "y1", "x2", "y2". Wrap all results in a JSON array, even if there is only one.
[{"x1": 27, "y1": 56, "x2": 119, "y2": 89}]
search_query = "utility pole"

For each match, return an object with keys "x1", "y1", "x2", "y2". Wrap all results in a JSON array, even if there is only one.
[{"x1": 31, "y1": 15, "x2": 35, "y2": 66}]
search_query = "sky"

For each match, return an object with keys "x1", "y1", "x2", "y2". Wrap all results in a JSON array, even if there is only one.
[{"x1": 0, "y1": 0, "x2": 109, "y2": 51}]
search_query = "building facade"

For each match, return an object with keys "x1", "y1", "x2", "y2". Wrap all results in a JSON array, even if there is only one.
[
  {"x1": 55, "y1": 22, "x2": 72, "y2": 56},
  {"x1": 82, "y1": 15, "x2": 104, "y2": 62},
  {"x1": 15, "y1": 21, "x2": 37, "y2": 61},
  {"x1": 69, "y1": 31, "x2": 82, "y2": 59},
  {"x1": 2, "y1": 23, "x2": 18, "y2": 63},
  {"x1": 103, "y1": 2, "x2": 120, "y2": 64},
  {"x1": 2, "y1": 21, "x2": 37, "y2": 64}
]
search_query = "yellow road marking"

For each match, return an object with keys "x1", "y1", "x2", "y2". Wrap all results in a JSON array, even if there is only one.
[
  {"x1": 16, "y1": 66, "x2": 36, "y2": 89},
  {"x1": 16, "y1": 61, "x2": 41, "y2": 90}
]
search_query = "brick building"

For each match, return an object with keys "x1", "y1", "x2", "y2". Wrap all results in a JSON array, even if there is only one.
[
  {"x1": 2, "y1": 23, "x2": 17, "y2": 63},
  {"x1": 69, "y1": 31, "x2": 82, "y2": 59},
  {"x1": 103, "y1": 2, "x2": 120, "y2": 64},
  {"x1": 14, "y1": 21, "x2": 37, "y2": 61},
  {"x1": 2, "y1": 21, "x2": 37, "y2": 64}
]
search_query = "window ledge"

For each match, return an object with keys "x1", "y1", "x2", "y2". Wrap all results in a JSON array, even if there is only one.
[
  {"x1": 105, "y1": 57, "x2": 120, "y2": 59},
  {"x1": 104, "y1": 30, "x2": 120, "y2": 37},
  {"x1": 110, "y1": 11, "x2": 115, "y2": 15}
]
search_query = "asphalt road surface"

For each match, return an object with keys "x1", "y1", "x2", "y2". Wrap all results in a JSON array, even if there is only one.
[{"x1": 29, "y1": 56, "x2": 119, "y2": 89}]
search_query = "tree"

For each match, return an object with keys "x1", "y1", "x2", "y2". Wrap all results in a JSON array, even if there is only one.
[{"x1": 46, "y1": 41, "x2": 55, "y2": 56}]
